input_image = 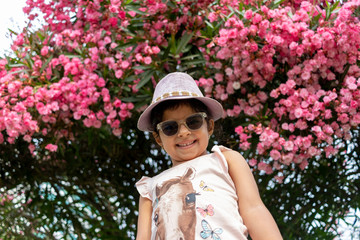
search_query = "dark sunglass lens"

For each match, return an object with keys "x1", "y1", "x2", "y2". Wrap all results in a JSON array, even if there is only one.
[
  {"x1": 161, "y1": 121, "x2": 178, "y2": 136},
  {"x1": 186, "y1": 114, "x2": 203, "y2": 130}
]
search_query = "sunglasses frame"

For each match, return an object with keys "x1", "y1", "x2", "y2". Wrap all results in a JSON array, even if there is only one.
[{"x1": 156, "y1": 112, "x2": 208, "y2": 136}]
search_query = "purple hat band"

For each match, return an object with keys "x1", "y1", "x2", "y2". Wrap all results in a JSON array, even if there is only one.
[{"x1": 137, "y1": 72, "x2": 223, "y2": 131}]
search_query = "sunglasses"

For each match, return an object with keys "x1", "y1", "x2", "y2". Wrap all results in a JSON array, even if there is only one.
[{"x1": 156, "y1": 112, "x2": 208, "y2": 136}]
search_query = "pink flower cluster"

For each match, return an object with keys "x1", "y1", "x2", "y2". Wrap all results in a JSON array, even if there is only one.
[
  {"x1": 0, "y1": 56, "x2": 136, "y2": 151},
  {"x1": 2, "y1": 0, "x2": 171, "y2": 153},
  {"x1": 1, "y1": 0, "x2": 228, "y2": 154},
  {"x1": 202, "y1": 0, "x2": 360, "y2": 178},
  {"x1": 1, "y1": 0, "x2": 359, "y2": 177}
]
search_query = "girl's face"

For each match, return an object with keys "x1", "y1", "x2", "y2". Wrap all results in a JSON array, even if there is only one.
[{"x1": 153, "y1": 104, "x2": 214, "y2": 166}]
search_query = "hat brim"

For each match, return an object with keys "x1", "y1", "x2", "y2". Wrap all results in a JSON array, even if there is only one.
[{"x1": 137, "y1": 95, "x2": 223, "y2": 132}]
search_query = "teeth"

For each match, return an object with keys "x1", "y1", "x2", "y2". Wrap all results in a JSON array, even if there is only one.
[{"x1": 178, "y1": 141, "x2": 194, "y2": 147}]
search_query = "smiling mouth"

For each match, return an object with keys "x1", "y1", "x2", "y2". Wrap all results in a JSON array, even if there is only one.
[{"x1": 177, "y1": 140, "x2": 196, "y2": 147}]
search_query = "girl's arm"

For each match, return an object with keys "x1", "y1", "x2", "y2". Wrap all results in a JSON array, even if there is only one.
[
  {"x1": 223, "y1": 150, "x2": 283, "y2": 240},
  {"x1": 136, "y1": 196, "x2": 152, "y2": 240}
]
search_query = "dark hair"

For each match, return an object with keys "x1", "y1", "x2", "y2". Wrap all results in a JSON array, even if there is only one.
[{"x1": 150, "y1": 99, "x2": 212, "y2": 134}]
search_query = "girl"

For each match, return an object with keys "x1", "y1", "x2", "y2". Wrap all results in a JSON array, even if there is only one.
[{"x1": 135, "y1": 72, "x2": 282, "y2": 240}]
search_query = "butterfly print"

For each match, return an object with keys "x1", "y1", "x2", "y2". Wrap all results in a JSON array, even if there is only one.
[
  {"x1": 200, "y1": 219, "x2": 223, "y2": 240},
  {"x1": 199, "y1": 180, "x2": 214, "y2": 192},
  {"x1": 196, "y1": 204, "x2": 214, "y2": 217}
]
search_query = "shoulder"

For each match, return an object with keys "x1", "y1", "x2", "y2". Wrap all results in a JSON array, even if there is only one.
[
  {"x1": 220, "y1": 149, "x2": 253, "y2": 181},
  {"x1": 221, "y1": 148, "x2": 247, "y2": 164},
  {"x1": 211, "y1": 145, "x2": 248, "y2": 169}
]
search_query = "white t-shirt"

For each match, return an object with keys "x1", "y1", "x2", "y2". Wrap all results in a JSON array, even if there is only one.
[{"x1": 136, "y1": 145, "x2": 248, "y2": 239}]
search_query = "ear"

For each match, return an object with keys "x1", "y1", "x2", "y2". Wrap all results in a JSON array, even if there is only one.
[
  {"x1": 152, "y1": 131, "x2": 163, "y2": 147},
  {"x1": 207, "y1": 119, "x2": 215, "y2": 136},
  {"x1": 182, "y1": 167, "x2": 196, "y2": 180}
]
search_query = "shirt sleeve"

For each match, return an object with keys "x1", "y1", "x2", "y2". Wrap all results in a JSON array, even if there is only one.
[
  {"x1": 211, "y1": 145, "x2": 236, "y2": 189},
  {"x1": 135, "y1": 176, "x2": 152, "y2": 201},
  {"x1": 211, "y1": 145, "x2": 231, "y2": 172}
]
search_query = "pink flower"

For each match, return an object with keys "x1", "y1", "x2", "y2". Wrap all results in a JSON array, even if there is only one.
[
  {"x1": 245, "y1": 10, "x2": 253, "y2": 20},
  {"x1": 294, "y1": 119, "x2": 307, "y2": 130},
  {"x1": 257, "y1": 162, "x2": 268, "y2": 171},
  {"x1": 282, "y1": 153, "x2": 294, "y2": 165},
  {"x1": 281, "y1": 123, "x2": 289, "y2": 130},
  {"x1": 252, "y1": 13, "x2": 262, "y2": 24},
  {"x1": 112, "y1": 128, "x2": 122, "y2": 136},
  {"x1": 286, "y1": 80, "x2": 296, "y2": 89},
  {"x1": 270, "y1": 89, "x2": 279, "y2": 98},
  {"x1": 115, "y1": 70, "x2": 123, "y2": 78},
  {"x1": 248, "y1": 158, "x2": 257, "y2": 167},
  {"x1": 308, "y1": 146, "x2": 319, "y2": 156},
  {"x1": 311, "y1": 125, "x2": 322, "y2": 133},
  {"x1": 324, "y1": 109, "x2": 332, "y2": 119},
  {"x1": 299, "y1": 160, "x2": 308, "y2": 170},
  {"x1": 274, "y1": 175, "x2": 284, "y2": 183},
  {"x1": 41, "y1": 46, "x2": 49, "y2": 56},
  {"x1": 96, "y1": 78, "x2": 106, "y2": 87},
  {"x1": 144, "y1": 56, "x2": 152, "y2": 64},
  {"x1": 240, "y1": 141, "x2": 251, "y2": 150},
  {"x1": 294, "y1": 108, "x2": 303, "y2": 118},
  {"x1": 235, "y1": 126, "x2": 243, "y2": 135},
  {"x1": 28, "y1": 144, "x2": 35, "y2": 153},
  {"x1": 45, "y1": 144, "x2": 58, "y2": 152},
  {"x1": 338, "y1": 113, "x2": 349, "y2": 123},
  {"x1": 323, "y1": 125, "x2": 334, "y2": 135},
  {"x1": 121, "y1": 61, "x2": 130, "y2": 69},
  {"x1": 302, "y1": 137, "x2": 312, "y2": 148},
  {"x1": 284, "y1": 141, "x2": 294, "y2": 151},
  {"x1": 270, "y1": 149, "x2": 281, "y2": 160},
  {"x1": 127, "y1": 103, "x2": 134, "y2": 110},
  {"x1": 257, "y1": 91, "x2": 268, "y2": 102},
  {"x1": 108, "y1": 17, "x2": 118, "y2": 27},
  {"x1": 346, "y1": 76, "x2": 357, "y2": 90},
  {"x1": 208, "y1": 12, "x2": 218, "y2": 23},
  {"x1": 279, "y1": 84, "x2": 289, "y2": 95},
  {"x1": 301, "y1": 71, "x2": 311, "y2": 80},
  {"x1": 244, "y1": 106, "x2": 256, "y2": 116}
]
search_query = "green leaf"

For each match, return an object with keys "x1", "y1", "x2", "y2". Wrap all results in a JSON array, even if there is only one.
[
  {"x1": 39, "y1": 56, "x2": 53, "y2": 75},
  {"x1": 325, "y1": 6, "x2": 331, "y2": 21},
  {"x1": 8, "y1": 63, "x2": 26, "y2": 68},
  {"x1": 331, "y1": 1, "x2": 340, "y2": 11},
  {"x1": 238, "y1": 2, "x2": 244, "y2": 11},
  {"x1": 271, "y1": 0, "x2": 286, "y2": 9},
  {"x1": 180, "y1": 54, "x2": 203, "y2": 60},
  {"x1": 182, "y1": 59, "x2": 206, "y2": 66},
  {"x1": 63, "y1": 54, "x2": 80, "y2": 59},
  {"x1": 205, "y1": 20, "x2": 214, "y2": 29},
  {"x1": 124, "y1": 74, "x2": 138, "y2": 83},
  {"x1": 125, "y1": 6, "x2": 147, "y2": 15},
  {"x1": 132, "y1": 65, "x2": 151, "y2": 70},
  {"x1": 25, "y1": 53, "x2": 34, "y2": 68},
  {"x1": 123, "y1": 85, "x2": 131, "y2": 92},
  {"x1": 175, "y1": 32, "x2": 193, "y2": 55},
  {"x1": 121, "y1": 95, "x2": 150, "y2": 102},
  {"x1": 135, "y1": 69, "x2": 154, "y2": 89}
]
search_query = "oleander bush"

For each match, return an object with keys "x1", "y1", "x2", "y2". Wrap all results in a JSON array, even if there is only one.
[{"x1": 0, "y1": 0, "x2": 359, "y2": 239}]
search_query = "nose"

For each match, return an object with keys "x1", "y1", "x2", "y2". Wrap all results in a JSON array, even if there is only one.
[{"x1": 177, "y1": 122, "x2": 191, "y2": 137}]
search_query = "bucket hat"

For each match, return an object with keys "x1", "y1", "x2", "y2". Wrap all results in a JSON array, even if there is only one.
[{"x1": 137, "y1": 72, "x2": 223, "y2": 131}]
